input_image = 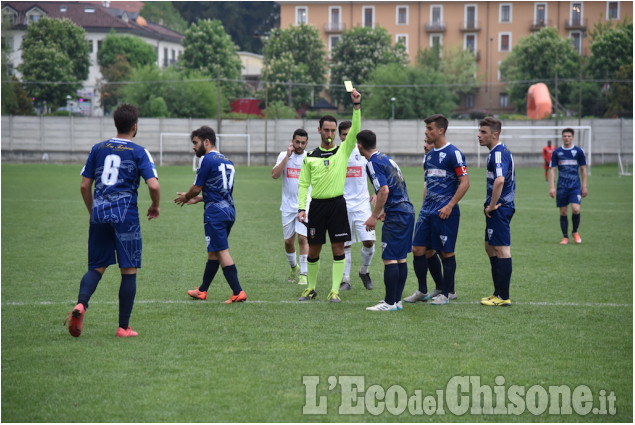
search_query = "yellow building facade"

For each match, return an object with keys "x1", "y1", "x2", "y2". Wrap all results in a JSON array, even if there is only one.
[{"x1": 278, "y1": 1, "x2": 632, "y2": 114}]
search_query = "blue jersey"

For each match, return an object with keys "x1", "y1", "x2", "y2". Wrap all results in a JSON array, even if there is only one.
[
  {"x1": 421, "y1": 143, "x2": 468, "y2": 215},
  {"x1": 366, "y1": 151, "x2": 414, "y2": 215},
  {"x1": 486, "y1": 143, "x2": 516, "y2": 209},
  {"x1": 195, "y1": 151, "x2": 236, "y2": 223},
  {"x1": 549, "y1": 146, "x2": 587, "y2": 191},
  {"x1": 81, "y1": 138, "x2": 158, "y2": 224}
]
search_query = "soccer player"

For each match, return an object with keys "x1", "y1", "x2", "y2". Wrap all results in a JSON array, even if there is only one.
[
  {"x1": 549, "y1": 128, "x2": 588, "y2": 244},
  {"x1": 478, "y1": 117, "x2": 515, "y2": 306},
  {"x1": 542, "y1": 140, "x2": 555, "y2": 182},
  {"x1": 338, "y1": 120, "x2": 375, "y2": 291},
  {"x1": 272, "y1": 129, "x2": 310, "y2": 285},
  {"x1": 297, "y1": 89, "x2": 362, "y2": 303},
  {"x1": 404, "y1": 138, "x2": 444, "y2": 303},
  {"x1": 65, "y1": 103, "x2": 161, "y2": 338},
  {"x1": 411, "y1": 114, "x2": 470, "y2": 305},
  {"x1": 357, "y1": 130, "x2": 415, "y2": 311},
  {"x1": 175, "y1": 126, "x2": 247, "y2": 304}
]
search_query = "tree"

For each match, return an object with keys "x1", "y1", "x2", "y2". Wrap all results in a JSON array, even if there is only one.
[
  {"x1": 97, "y1": 32, "x2": 158, "y2": 113},
  {"x1": 606, "y1": 64, "x2": 633, "y2": 116},
  {"x1": 416, "y1": 44, "x2": 479, "y2": 100},
  {"x1": 262, "y1": 25, "x2": 327, "y2": 109},
  {"x1": 140, "y1": 2, "x2": 188, "y2": 34},
  {"x1": 179, "y1": 19, "x2": 244, "y2": 98},
  {"x1": 97, "y1": 31, "x2": 157, "y2": 69},
  {"x1": 585, "y1": 22, "x2": 633, "y2": 80},
  {"x1": 364, "y1": 63, "x2": 456, "y2": 119},
  {"x1": 329, "y1": 26, "x2": 409, "y2": 107},
  {"x1": 499, "y1": 27, "x2": 581, "y2": 114},
  {"x1": 18, "y1": 17, "x2": 89, "y2": 109},
  {"x1": 174, "y1": 2, "x2": 279, "y2": 53},
  {"x1": 123, "y1": 65, "x2": 227, "y2": 118}
]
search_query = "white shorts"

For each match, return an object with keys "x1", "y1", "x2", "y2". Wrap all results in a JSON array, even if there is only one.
[
  {"x1": 282, "y1": 211, "x2": 307, "y2": 239},
  {"x1": 346, "y1": 205, "x2": 376, "y2": 246}
]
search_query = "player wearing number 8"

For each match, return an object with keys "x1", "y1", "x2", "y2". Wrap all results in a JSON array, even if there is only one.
[
  {"x1": 175, "y1": 126, "x2": 246, "y2": 304},
  {"x1": 65, "y1": 104, "x2": 161, "y2": 338}
]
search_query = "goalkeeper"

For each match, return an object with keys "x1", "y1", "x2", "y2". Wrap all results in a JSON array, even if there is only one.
[{"x1": 297, "y1": 89, "x2": 361, "y2": 303}]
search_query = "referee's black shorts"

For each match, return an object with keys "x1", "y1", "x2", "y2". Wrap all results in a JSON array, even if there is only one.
[{"x1": 306, "y1": 195, "x2": 351, "y2": 245}]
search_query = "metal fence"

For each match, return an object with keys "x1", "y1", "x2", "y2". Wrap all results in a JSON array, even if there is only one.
[{"x1": 1, "y1": 115, "x2": 632, "y2": 168}]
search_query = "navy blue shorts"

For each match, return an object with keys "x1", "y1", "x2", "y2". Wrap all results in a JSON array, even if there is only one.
[
  {"x1": 381, "y1": 211, "x2": 415, "y2": 260},
  {"x1": 556, "y1": 188, "x2": 582, "y2": 207},
  {"x1": 205, "y1": 219, "x2": 233, "y2": 252},
  {"x1": 88, "y1": 221, "x2": 142, "y2": 269},
  {"x1": 412, "y1": 210, "x2": 460, "y2": 254},
  {"x1": 485, "y1": 206, "x2": 515, "y2": 246}
]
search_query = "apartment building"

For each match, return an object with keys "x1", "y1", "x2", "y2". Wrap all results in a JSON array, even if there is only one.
[
  {"x1": 279, "y1": 1, "x2": 632, "y2": 114},
  {"x1": 1, "y1": 1, "x2": 184, "y2": 116}
]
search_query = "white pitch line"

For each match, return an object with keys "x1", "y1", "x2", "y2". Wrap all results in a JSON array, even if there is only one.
[{"x1": 1, "y1": 299, "x2": 632, "y2": 308}]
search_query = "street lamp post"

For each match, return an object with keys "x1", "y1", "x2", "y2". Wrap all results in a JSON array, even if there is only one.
[{"x1": 391, "y1": 97, "x2": 396, "y2": 120}]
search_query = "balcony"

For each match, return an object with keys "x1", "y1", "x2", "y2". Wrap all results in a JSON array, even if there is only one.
[
  {"x1": 530, "y1": 19, "x2": 552, "y2": 31},
  {"x1": 425, "y1": 21, "x2": 446, "y2": 32},
  {"x1": 460, "y1": 21, "x2": 481, "y2": 32},
  {"x1": 565, "y1": 17, "x2": 587, "y2": 30},
  {"x1": 324, "y1": 22, "x2": 346, "y2": 33}
]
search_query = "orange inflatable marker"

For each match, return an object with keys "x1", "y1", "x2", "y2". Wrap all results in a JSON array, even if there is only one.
[{"x1": 527, "y1": 83, "x2": 552, "y2": 120}]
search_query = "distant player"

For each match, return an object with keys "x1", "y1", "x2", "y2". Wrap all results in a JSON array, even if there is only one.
[
  {"x1": 411, "y1": 114, "x2": 470, "y2": 305},
  {"x1": 549, "y1": 128, "x2": 588, "y2": 244},
  {"x1": 297, "y1": 89, "x2": 362, "y2": 303},
  {"x1": 65, "y1": 103, "x2": 161, "y2": 338},
  {"x1": 542, "y1": 140, "x2": 555, "y2": 181},
  {"x1": 272, "y1": 129, "x2": 310, "y2": 285},
  {"x1": 175, "y1": 126, "x2": 247, "y2": 303},
  {"x1": 478, "y1": 117, "x2": 515, "y2": 306},
  {"x1": 357, "y1": 130, "x2": 415, "y2": 311},
  {"x1": 404, "y1": 138, "x2": 443, "y2": 303},
  {"x1": 338, "y1": 120, "x2": 375, "y2": 292}
]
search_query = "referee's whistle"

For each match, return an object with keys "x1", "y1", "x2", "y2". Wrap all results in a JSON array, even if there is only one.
[{"x1": 327, "y1": 138, "x2": 332, "y2": 144}]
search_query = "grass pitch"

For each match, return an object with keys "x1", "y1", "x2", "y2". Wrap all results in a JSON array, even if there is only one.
[{"x1": 1, "y1": 163, "x2": 632, "y2": 422}]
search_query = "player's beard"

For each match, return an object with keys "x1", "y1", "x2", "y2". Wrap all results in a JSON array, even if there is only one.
[{"x1": 195, "y1": 145, "x2": 206, "y2": 158}]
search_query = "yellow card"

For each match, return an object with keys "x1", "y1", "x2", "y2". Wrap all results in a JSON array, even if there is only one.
[{"x1": 344, "y1": 80, "x2": 354, "y2": 92}]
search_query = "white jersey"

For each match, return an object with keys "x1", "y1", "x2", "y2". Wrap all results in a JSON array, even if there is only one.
[
  {"x1": 343, "y1": 146, "x2": 371, "y2": 211},
  {"x1": 276, "y1": 150, "x2": 309, "y2": 213}
]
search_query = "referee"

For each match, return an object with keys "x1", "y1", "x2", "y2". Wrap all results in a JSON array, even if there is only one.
[{"x1": 297, "y1": 89, "x2": 362, "y2": 303}]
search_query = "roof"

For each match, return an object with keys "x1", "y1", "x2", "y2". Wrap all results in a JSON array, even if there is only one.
[
  {"x1": 312, "y1": 98, "x2": 337, "y2": 110},
  {"x1": 2, "y1": 1, "x2": 183, "y2": 42}
]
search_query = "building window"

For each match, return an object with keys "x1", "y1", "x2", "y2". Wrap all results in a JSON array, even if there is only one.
[
  {"x1": 497, "y1": 61, "x2": 502, "y2": 81},
  {"x1": 330, "y1": 6, "x2": 340, "y2": 25},
  {"x1": 396, "y1": 5, "x2": 408, "y2": 25},
  {"x1": 363, "y1": 6, "x2": 374, "y2": 28},
  {"x1": 465, "y1": 4, "x2": 477, "y2": 30},
  {"x1": 430, "y1": 34, "x2": 443, "y2": 51},
  {"x1": 570, "y1": 2, "x2": 583, "y2": 26},
  {"x1": 535, "y1": 3, "x2": 547, "y2": 26},
  {"x1": 26, "y1": 8, "x2": 45, "y2": 24},
  {"x1": 465, "y1": 94, "x2": 474, "y2": 108},
  {"x1": 499, "y1": 4, "x2": 512, "y2": 23},
  {"x1": 86, "y1": 39, "x2": 93, "y2": 53},
  {"x1": 396, "y1": 34, "x2": 408, "y2": 53},
  {"x1": 171, "y1": 49, "x2": 176, "y2": 65},
  {"x1": 607, "y1": 2, "x2": 619, "y2": 20},
  {"x1": 499, "y1": 33, "x2": 511, "y2": 52},
  {"x1": 329, "y1": 35, "x2": 340, "y2": 53},
  {"x1": 431, "y1": 5, "x2": 443, "y2": 24},
  {"x1": 163, "y1": 47, "x2": 168, "y2": 67},
  {"x1": 295, "y1": 6, "x2": 308, "y2": 25},
  {"x1": 464, "y1": 33, "x2": 477, "y2": 55},
  {"x1": 2, "y1": 7, "x2": 18, "y2": 25},
  {"x1": 570, "y1": 31, "x2": 582, "y2": 53},
  {"x1": 500, "y1": 93, "x2": 509, "y2": 108}
]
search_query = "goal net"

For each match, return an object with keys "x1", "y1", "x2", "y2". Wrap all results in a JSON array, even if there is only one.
[{"x1": 159, "y1": 133, "x2": 252, "y2": 168}]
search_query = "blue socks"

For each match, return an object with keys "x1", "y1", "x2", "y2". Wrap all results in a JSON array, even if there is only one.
[
  {"x1": 560, "y1": 215, "x2": 569, "y2": 238},
  {"x1": 572, "y1": 213, "x2": 580, "y2": 233},
  {"x1": 496, "y1": 258, "x2": 512, "y2": 300},
  {"x1": 200, "y1": 259, "x2": 220, "y2": 292},
  {"x1": 222, "y1": 264, "x2": 242, "y2": 295},
  {"x1": 118, "y1": 274, "x2": 136, "y2": 329},
  {"x1": 383, "y1": 263, "x2": 399, "y2": 305},
  {"x1": 427, "y1": 254, "x2": 443, "y2": 291},
  {"x1": 413, "y1": 255, "x2": 428, "y2": 293},
  {"x1": 78, "y1": 269, "x2": 103, "y2": 309},
  {"x1": 441, "y1": 256, "x2": 456, "y2": 297},
  {"x1": 397, "y1": 262, "x2": 408, "y2": 302}
]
